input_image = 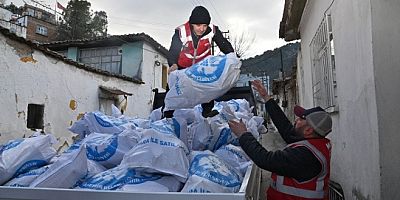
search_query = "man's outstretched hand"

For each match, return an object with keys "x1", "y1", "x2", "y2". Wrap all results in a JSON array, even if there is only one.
[
  {"x1": 228, "y1": 119, "x2": 248, "y2": 138},
  {"x1": 251, "y1": 80, "x2": 271, "y2": 102}
]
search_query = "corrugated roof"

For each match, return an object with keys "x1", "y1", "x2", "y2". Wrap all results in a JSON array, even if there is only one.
[
  {"x1": 41, "y1": 33, "x2": 169, "y2": 56},
  {"x1": 0, "y1": 27, "x2": 146, "y2": 84},
  {"x1": 279, "y1": 0, "x2": 307, "y2": 41}
]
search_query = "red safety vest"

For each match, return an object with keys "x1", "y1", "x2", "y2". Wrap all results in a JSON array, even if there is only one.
[
  {"x1": 177, "y1": 22, "x2": 215, "y2": 68},
  {"x1": 267, "y1": 139, "x2": 331, "y2": 200}
]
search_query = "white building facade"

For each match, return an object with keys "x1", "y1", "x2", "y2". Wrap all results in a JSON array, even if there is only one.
[
  {"x1": 0, "y1": 29, "x2": 167, "y2": 149},
  {"x1": 280, "y1": 0, "x2": 400, "y2": 199}
]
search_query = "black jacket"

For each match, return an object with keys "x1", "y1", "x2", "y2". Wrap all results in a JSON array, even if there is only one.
[
  {"x1": 238, "y1": 99, "x2": 322, "y2": 182},
  {"x1": 167, "y1": 24, "x2": 234, "y2": 68}
]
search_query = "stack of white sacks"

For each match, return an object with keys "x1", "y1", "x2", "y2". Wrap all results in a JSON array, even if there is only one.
[{"x1": 0, "y1": 54, "x2": 266, "y2": 193}]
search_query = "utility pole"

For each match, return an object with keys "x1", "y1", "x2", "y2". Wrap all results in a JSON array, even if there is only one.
[
  {"x1": 280, "y1": 48, "x2": 287, "y2": 108},
  {"x1": 212, "y1": 30, "x2": 230, "y2": 55}
]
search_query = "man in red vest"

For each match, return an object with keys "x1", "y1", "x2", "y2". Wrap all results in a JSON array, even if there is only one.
[
  {"x1": 229, "y1": 80, "x2": 333, "y2": 200},
  {"x1": 165, "y1": 6, "x2": 234, "y2": 118}
]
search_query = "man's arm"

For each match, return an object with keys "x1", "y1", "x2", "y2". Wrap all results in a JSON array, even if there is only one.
[
  {"x1": 251, "y1": 80, "x2": 302, "y2": 143},
  {"x1": 213, "y1": 26, "x2": 234, "y2": 54},
  {"x1": 265, "y1": 99, "x2": 303, "y2": 143},
  {"x1": 239, "y1": 132, "x2": 322, "y2": 182},
  {"x1": 168, "y1": 29, "x2": 182, "y2": 67}
]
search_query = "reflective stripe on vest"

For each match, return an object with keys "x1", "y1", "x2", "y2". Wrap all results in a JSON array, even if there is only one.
[
  {"x1": 177, "y1": 22, "x2": 215, "y2": 67},
  {"x1": 271, "y1": 140, "x2": 328, "y2": 199},
  {"x1": 178, "y1": 22, "x2": 215, "y2": 48}
]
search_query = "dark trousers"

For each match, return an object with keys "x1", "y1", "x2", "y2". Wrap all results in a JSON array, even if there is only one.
[{"x1": 162, "y1": 84, "x2": 215, "y2": 118}]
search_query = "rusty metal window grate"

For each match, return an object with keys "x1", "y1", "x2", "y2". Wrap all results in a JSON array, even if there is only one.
[
  {"x1": 309, "y1": 14, "x2": 337, "y2": 111},
  {"x1": 329, "y1": 180, "x2": 345, "y2": 200}
]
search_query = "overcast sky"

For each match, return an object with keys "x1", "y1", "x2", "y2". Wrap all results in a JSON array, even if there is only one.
[{"x1": 8, "y1": 0, "x2": 288, "y2": 58}]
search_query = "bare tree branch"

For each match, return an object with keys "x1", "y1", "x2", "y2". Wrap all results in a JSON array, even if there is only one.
[{"x1": 231, "y1": 30, "x2": 256, "y2": 58}]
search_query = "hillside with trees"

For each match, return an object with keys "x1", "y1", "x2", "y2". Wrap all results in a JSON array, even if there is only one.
[{"x1": 241, "y1": 42, "x2": 300, "y2": 80}]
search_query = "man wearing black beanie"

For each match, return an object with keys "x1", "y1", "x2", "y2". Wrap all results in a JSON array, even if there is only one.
[{"x1": 165, "y1": 6, "x2": 235, "y2": 118}]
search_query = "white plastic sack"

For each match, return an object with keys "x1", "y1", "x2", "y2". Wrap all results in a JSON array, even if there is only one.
[
  {"x1": 4, "y1": 165, "x2": 50, "y2": 187},
  {"x1": 84, "y1": 112, "x2": 136, "y2": 134},
  {"x1": 83, "y1": 131, "x2": 138, "y2": 168},
  {"x1": 68, "y1": 117, "x2": 91, "y2": 139},
  {"x1": 30, "y1": 145, "x2": 88, "y2": 188},
  {"x1": 149, "y1": 117, "x2": 188, "y2": 147},
  {"x1": 189, "y1": 99, "x2": 260, "y2": 151},
  {"x1": 120, "y1": 129, "x2": 189, "y2": 183},
  {"x1": 181, "y1": 151, "x2": 243, "y2": 193},
  {"x1": 111, "y1": 104, "x2": 122, "y2": 118},
  {"x1": 164, "y1": 53, "x2": 241, "y2": 111},
  {"x1": 225, "y1": 99, "x2": 253, "y2": 114},
  {"x1": 120, "y1": 175, "x2": 182, "y2": 192},
  {"x1": 149, "y1": 107, "x2": 163, "y2": 122},
  {"x1": 214, "y1": 144, "x2": 251, "y2": 176},
  {"x1": 173, "y1": 109, "x2": 196, "y2": 125},
  {"x1": 214, "y1": 100, "x2": 262, "y2": 142},
  {"x1": 208, "y1": 118, "x2": 237, "y2": 151},
  {"x1": 188, "y1": 105, "x2": 212, "y2": 151},
  {"x1": 0, "y1": 135, "x2": 56, "y2": 185},
  {"x1": 77, "y1": 166, "x2": 172, "y2": 191}
]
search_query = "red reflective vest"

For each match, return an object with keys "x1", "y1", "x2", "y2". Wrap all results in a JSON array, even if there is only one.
[
  {"x1": 177, "y1": 22, "x2": 215, "y2": 68},
  {"x1": 267, "y1": 139, "x2": 331, "y2": 200}
]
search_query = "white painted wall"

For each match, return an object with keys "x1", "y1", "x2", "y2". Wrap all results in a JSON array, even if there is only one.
[
  {"x1": 296, "y1": 0, "x2": 389, "y2": 199},
  {"x1": 0, "y1": 7, "x2": 12, "y2": 21},
  {"x1": 0, "y1": 32, "x2": 165, "y2": 148},
  {"x1": 130, "y1": 42, "x2": 166, "y2": 117},
  {"x1": 370, "y1": 0, "x2": 400, "y2": 199},
  {"x1": 0, "y1": 8, "x2": 26, "y2": 38}
]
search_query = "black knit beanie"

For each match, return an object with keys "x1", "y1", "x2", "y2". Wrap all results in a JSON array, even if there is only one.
[{"x1": 189, "y1": 6, "x2": 211, "y2": 25}]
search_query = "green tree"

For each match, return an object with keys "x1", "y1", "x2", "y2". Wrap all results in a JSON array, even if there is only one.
[
  {"x1": 3, "y1": 2, "x2": 23, "y2": 15},
  {"x1": 90, "y1": 11, "x2": 108, "y2": 37},
  {"x1": 57, "y1": 0, "x2": 108, "y2": 40}
]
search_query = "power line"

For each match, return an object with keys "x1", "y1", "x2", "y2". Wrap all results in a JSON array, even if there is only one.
[
  {"x1": 111, "y1": 22, "x2": 171, "y2": 32},
  {"x1": 189, "y1": 0, "x2": 198, "y2": 6},
  {"x1": 196, "y1": 0, "x2": 206, "y2": 5},
  {"x1": 187, "y1": 0, "x2": 195, "y2": 7},
  {"x1": 108, "y1": 15, "x2": 174, "y2": 27},
  {"x1": 206, "y1": 0, "x2": 227, "y2": 29}
]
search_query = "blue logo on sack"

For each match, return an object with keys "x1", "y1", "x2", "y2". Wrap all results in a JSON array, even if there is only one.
[
  {"x1": 150, "y1": 118, "x2": 181, "y2": 138},
  {"x1": 13, "y1": 160, "x2": 47, "y2": 178},
  {"x1": 220, "y1": 146, "x2": 244, "y2": 160},
  {"x1": 64, "y1": 141, "x2": 82, "y2": 153},
  {"x1": 80, "y1": 168, "x2": 162, "y2": 190},
  {"x1": 124, "y1": 172, "x2": 162, "y2": 185},
  {"x1": 189, "y1": 154, "x2": 241, "y2": 187},
  {"x1": 94, "y1": 112, "x2": 127, "y2": 127},
  {"x1": 213, "y1": 128, "x2": 231, "y2": 151},
  {"x1": 15, "y1": 165, "x2": 49, "y2": 178},
  {"x1": 228, "y1": 100, "x2": 240, "y2": 112},
  {"x1": 86, "y1": 135, "x2": 118, "y2": 161},
  {"x1": 0, "y1": 139, "x2": 23, "y2": 154},
  {"x1": 185, "y1": 55, "x2": 226, "y2": 83}
]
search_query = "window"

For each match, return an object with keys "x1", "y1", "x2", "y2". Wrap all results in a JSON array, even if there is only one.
[
  {"x1": 98, "y1": 86, "x2": 132, "y2": 115},
  {"x1": 79, "y1": 47, "x2": 122, "y2": 74},
  {"x1": 309, "y1": 14, "x2": 337, "y2": 111},
  {"x1": 36, "y1": 25, "x2": 48, "y2": 36},
  {"x1": 27, "y1": 8, "x2": 34, "y2": 16},
  {"x1": 162, "y1": 64, "x2": 168, "y2": 89},
  {"x1": 27, "y1": 104, "x2": 44, "y2": 130}
]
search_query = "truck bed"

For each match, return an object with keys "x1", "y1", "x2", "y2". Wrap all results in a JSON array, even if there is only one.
[
  {"x1": 0, "y1": 85, "x2": 262, "y2": 200},
  {"x1": 0, "y1": 164, "x2": 261, "y2": 200}
]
